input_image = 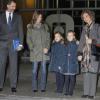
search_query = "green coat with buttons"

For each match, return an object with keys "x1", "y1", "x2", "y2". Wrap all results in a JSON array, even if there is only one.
[{"x1": 27, "y1": 24, "x2": 50, "y2": 62}]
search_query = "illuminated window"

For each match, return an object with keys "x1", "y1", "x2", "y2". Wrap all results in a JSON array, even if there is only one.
[{"x1": 26, "y1": 0, "x2": 35, "y2": 8}]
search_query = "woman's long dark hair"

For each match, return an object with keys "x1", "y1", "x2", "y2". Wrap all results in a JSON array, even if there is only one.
[{"x1": 30, "y1": 11, "x2": 43, "y2": 28}]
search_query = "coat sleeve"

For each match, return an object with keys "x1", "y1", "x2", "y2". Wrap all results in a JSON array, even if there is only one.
[
  {"x1": 96, "y1": 24, "x2": 100, "y2": 45},
  {"x1": 45, "y1": 32, "x2": 50, "y2": 49},
  {"x1": 26, "y1": 27, "x2": 34, "y2": 50},
  {"x1": 18, "y1": 15, "x2": 24, "y2": 45},
  {"x1": 44, "y1": 24, "x2": 50, "y2": 49},
  {"x1": 90, "y1": 24, "x2": 100, "y2": 46},
  {"x1": 78, "y1": 27, "x2": 86, "y2": 54},
  {"x1": 75, "y1": 44, "x2": 78, "y2": 57}
]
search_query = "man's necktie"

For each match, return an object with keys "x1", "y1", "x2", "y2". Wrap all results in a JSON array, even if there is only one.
[{"x1": 8, "y1": 13, "x2": 12, "y2": 29}]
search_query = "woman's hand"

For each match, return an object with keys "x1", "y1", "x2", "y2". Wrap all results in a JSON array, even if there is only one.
[
  {"x1": 78, "y1": 56, "x2": 82, "y2": 61},
  {"x1": 87, "y1": 38, "x2": 92, "y2": 44},
  {"x1": 43, "y1": 48, "x2": 48, "y2": 54}
]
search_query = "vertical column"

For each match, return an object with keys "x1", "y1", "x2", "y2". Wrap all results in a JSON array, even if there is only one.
[
  {"x1": 95, "y1": 0, "x2": 97, "y2": 8},
  {"x1": 42, "y1": 0, "x2": 44, "y2": 8},
  {"x1": 53, "y1": 0, "x2": 55, "y2": 8},
  {"x1": 87, "y1": 0, "x2": 90, "y2": 8},
  {"x1": 34, "y1": 0, "x2": 36, "y2": 8},
  {"x1": 46, "y1": 0, "x2": 49, "y2": 8},
  {"x1": 22, "y1": 0, "x2": 26, "y2": 9},
  {"x1": 56, "y1": 0, "x2": 59, "y2": 8},
  {"x1": 0, "y1": 0, "x2": 3, "y2": 10},
  {"x1": 36, "y1": 0, "x2": 39, "y2": 8},
  {"x1": 70, "y1": 0, "x2": 74, "y2": 19},
  {"x1": 70, "y1": 0, "x2": 74, "y2": 8}
]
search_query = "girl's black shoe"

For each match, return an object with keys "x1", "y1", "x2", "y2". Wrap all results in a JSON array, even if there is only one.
[
  {"x1": 0, "y1": 88, "x2": 3, "y2": 92},
  {"x1": 64, "y1": 93, "x2": 69, "y2": 96},
  {"x1": 55, "y1": 90, "x2": 62, "y2": 93},
  {"x1": 88, "y1": 96, "x2": 95, "y2": 99},
  {"x1": 33, "y1": 90, "x2": 38, "y2": 92},
  {"x1": 41, "y1": 90, "x2": 46, "y2": 92},
  {"x1": 11, "y1": 88, "x2": 17, "y2": 92},
  {"x1": 81, "y1": 95, "x2": 88, "y2": 98}
]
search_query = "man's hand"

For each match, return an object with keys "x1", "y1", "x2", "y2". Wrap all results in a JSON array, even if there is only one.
[
  {"x1": 16, "y1": 45, "x2": 23, "y2": 51},
  {"x1": 87, "y1": 38, "x2": 92, "y2": 44}
]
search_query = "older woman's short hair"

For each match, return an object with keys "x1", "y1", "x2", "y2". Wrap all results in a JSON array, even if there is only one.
[{"x1": 81, "y1": 9, "x2": 95, "y2": 21}]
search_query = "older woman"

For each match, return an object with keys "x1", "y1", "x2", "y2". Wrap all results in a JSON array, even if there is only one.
[
  {"x1": 78, "y1": 10, "x2": 100, "y2": 99},
  {"x1": 27, "y1": 11, "x2": 50, "y2": 92}
]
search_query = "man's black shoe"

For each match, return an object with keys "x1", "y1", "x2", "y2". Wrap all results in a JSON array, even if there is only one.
[
  {"x1": 41, "y1": 90, "x2": 46, "y2": 92},
  {"x1": 88, "y1": 96, "x2": 95, "y2": 99},
  {"x1": 55, "y1": 90, "x2": 62, "y2": 93},
  {"x1": 33, "y1": 90, "x2": 38, "y2": 92},
  {"x1": 64, "y1": 93, "x2": 69, "y2": 96},
  {"x1": 11, "y1": 88, "x2": 16, "y2": 92},
  {"x1": 0, "y1": 88, "x2": 3, "y2": 92}
]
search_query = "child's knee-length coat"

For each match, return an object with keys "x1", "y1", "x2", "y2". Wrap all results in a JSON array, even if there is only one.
[
  {"x1": 64, "y1": 41, "x2": 79, "y2": 75},
  {"x1": 49, "y1": 41, "x2": 79, "y2": 75}
]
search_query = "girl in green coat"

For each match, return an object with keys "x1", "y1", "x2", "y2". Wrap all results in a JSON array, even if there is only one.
[{"x1": 27, "y1": 11, "x2": 50, "y2": 92}]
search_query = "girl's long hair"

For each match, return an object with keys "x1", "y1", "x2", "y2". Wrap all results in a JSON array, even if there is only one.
[
  {"x1": 53, "y1": 31, "x2": 65, "y2": 44},
  {"x1": 30, "y1": 11, "x2": 43, "y2": 28}
]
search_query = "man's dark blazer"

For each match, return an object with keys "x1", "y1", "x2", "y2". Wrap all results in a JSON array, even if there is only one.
[{"x1": 0, "y1": 12, "x2": 23, "y2": 47}]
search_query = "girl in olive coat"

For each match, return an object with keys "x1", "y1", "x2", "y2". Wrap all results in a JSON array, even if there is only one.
[{"x1": 27, "y1": 11, "x2": 50, "y2": 92}]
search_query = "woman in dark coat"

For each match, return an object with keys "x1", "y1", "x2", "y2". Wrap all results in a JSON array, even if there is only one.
[{"x1": 78, "y1": 10, "x2": 100, "y2": 99}]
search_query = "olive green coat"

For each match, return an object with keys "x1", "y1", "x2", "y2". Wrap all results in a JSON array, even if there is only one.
[{"x1": 27, "y1": 24, "x2": 50, "y2": 62}]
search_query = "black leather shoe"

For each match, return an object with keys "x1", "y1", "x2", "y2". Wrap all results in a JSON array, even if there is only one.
[
  {"x1": 64, "y1": 93, "x2": 69, "y2": 96},
  {"x1": 11, "y1": 88, "x2": 17, "y2": 92},
  {"x1": 88, "y1": 96, "x2": 95, "y2": 99},
  {"x1": 41, "y1": 90, "x2": 46, "y2": 92},
  {"x1": 0, "y1": 88, "x2": 3, "y2": 92},
  {"x1": 81, "y1": 95, "x2": 88, "y2": 98},
  {"x1": 55, "y1": 90, "x2": 62, "y2": 93},
  {"x1": 33, "y1": 90, "x2": 38, "y2": 92}
]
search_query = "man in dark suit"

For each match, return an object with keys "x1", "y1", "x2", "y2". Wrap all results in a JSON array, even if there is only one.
[{"x1": 0, "y1": 0, "x2": 23, "y2": 92}]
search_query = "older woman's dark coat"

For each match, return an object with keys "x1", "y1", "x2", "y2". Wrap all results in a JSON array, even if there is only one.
[{"x1": 78, "y1": 23, "x2": 100, "y2": 73}]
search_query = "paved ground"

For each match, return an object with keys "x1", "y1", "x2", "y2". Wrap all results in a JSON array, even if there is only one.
[
  {"x1": 0, "y1": 62, "x2": 99, "y2": 100},
  {"x1": 0, "y1": 94, "x2": 100, "y2": 100}
]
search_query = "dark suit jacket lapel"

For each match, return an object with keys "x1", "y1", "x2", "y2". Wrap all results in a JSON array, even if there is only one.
[
  {"x1": 2, "y1": 13, "x2": 7, "y2": 25},
  {"x1": 2, "y1": 13, "x2": 9, "y2": 31},
  {"x1": 12, "y1": 13, "x2": 16, "y2": 25}
]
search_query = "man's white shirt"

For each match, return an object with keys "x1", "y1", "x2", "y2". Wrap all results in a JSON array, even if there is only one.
[{"x1": 6, "y1": 11, "x2": 13, "y2": 24}]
